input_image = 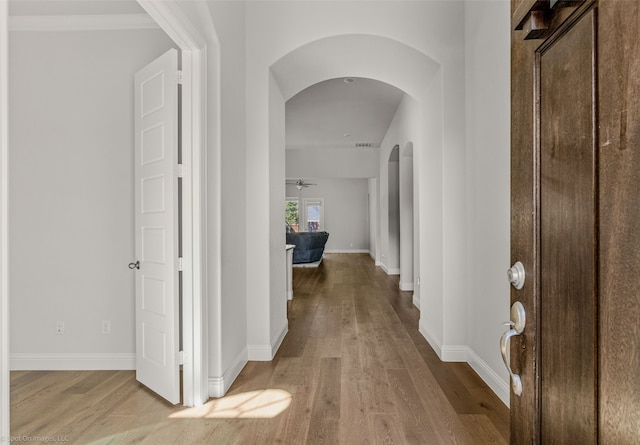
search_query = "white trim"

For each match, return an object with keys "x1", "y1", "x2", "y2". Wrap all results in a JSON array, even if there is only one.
[
  {"x1": 9, "y1": 14, "x2": 158, "y2": 32},
  {"x1": 419, "y1": 320, "x2": 442, "y2": 359},
  {"x1": 208, "y1": 348, "x2": 248, "y2": 398},
  {"x1": 412, "y1": 293, "x2": 420, "y2": 309},
  {"x1": 380, "y1": 263, "x2": 400, "y2": 275},
  {"x1": 418, "y1": 321, "x2": 467, "y2": 362},
  {"x1": 247, "y1": 344, "x2": 274, "y2": 362},
  {"x1": 10, "y1": 353, "x2": 135, "y2": 370},
  {"x1": 324, "y1": 249, "x2": 369, "y2": 254},
  {"x1": 419, "y1": 319, "x2": 509, "y2": 406},
  {"x1": 272, "y1": 321, "x2": 288, "y2": 356},
  {"x1": 247, "y1": 321, "x2": 288, "y2": 361},
  {"x1": 467, "y1": 348, "x2": 510, "y2": 408},
  {"x1": 440, "y1": 345, "x2": 468, "y2": 362},
  {"x1": 0, "y1": 1, "x2": 9, "y2": 439},
  {"x1": 399, "y1": 281, "x2": 414, "y2": 291}
]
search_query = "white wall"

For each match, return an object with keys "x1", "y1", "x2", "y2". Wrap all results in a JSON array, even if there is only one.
[
  {"x1": 8, "y1": 29, "x2": 175, "y2": 366},
  {"x1": 387, "y1": 152, "x2": 400, "y2": 274},
  {"x1": 464, "y1": 0, "x2": 511, "y2": 405},
  {"x1": 368, "y1": 178, "x2": 378, "y2": 262},
  {"x1": 379, "y1": 95, "x2": 420, "y2": 290},
  {"x1": 207, "y1": 0, "x2": 250, "y2": 387},
  {"x1": 268, "y1": 71, "x2": 288, "y2": 354},
  {"x1": 0, "y1": 2, "x2": 9, "y2": 438},
  {"x1": 286, "y1": 178, "x2": 370, "y2": 252},
  {"x1": 399, "y1": 142, "x2": 414, "y2": 291},
  {"x1": 286, "y1": 147, "x2": 378, "y2": 179}
]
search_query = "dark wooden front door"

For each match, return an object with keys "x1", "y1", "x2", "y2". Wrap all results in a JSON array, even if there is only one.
[{"x1": 510, "y1": 0, "x2": 640, "y2": 443}]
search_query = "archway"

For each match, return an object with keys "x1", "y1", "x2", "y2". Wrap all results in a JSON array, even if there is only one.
[{"x1": 254, "y1": 33, "x2": 450, "y2": 358}]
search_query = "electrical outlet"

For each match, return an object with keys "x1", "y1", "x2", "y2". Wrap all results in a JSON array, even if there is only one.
[
  {"x1": 101, "y1": 320, "x2": 111, "y2": 335},
  {"x1": 56, "y1": 321, "x2": 64, "y2": 335}
]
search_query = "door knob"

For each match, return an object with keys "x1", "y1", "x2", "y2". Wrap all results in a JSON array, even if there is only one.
[
  {"x1": 500, "y1": 301, "x2": 526, "y2": 396},
  {"x1": 507, "y1": 261, "x2": 525, "y2": 289},
  {"x1": 128, "y1": 261, "x2": 140, "y2": 270}
]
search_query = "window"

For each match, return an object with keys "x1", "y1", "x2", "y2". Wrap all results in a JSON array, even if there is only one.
[
  {"x1": 286, "y1": 197, "x2": 324, "y2": 232},
  {"x1": 303, "y1": 198, "x2": 324, "y2": 232},
  {"x1": 285, "y1": 197, "x2": 299, "y2": 232}
]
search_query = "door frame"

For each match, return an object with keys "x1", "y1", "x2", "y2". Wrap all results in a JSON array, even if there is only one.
[
  {"x1": 138, "y1": 0, "x2": 209, "y2": 407},
  {"x1": 1, "y1": 0, "x2": 9, "y2": 438},
  {"x1": 0, "y1": 2, "x2": 211, "y2": 432}
]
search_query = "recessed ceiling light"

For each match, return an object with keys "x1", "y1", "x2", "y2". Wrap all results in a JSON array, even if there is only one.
[{"x1": 343, "y1": 77, "x2": 355, "y2": 83}]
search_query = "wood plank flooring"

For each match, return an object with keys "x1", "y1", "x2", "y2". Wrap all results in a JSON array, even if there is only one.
[{"x1": 10, "y1": 253, "x2": 509, "y2": 444}]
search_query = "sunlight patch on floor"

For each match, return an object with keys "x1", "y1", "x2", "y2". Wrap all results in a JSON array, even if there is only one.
[{"x1": 169, "y1": 389, "x2": 292, "y2": 419}]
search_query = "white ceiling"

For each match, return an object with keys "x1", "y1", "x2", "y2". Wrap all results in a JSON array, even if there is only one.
[
  {"x1": 285, "y1": 77, "x2": 404, "y2": 150},
  {"x1": 8, "y1": 0, "x2": 144, "y2": 16},
  {"x1": 9, "y1": 2, "x2": 406, "y2": 153}
]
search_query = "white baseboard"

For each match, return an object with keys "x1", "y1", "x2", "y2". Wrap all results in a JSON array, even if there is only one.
[
  {"x1": 417, "y1": 323, "x2": 466, "y2": 362},
  {"x1": 412, "y1": 293, "x2": 420, "y2": 309},
  {"x1": 467, "y1": 349, "x2": 510, "y2": 408},
  {"x1": 380, "y1": 263, "x2": 400, "y2": 275},
  {"x1": 418, "y1": 321, "x2": 443, "y2": 359},
  {"x1": 209, "y1": 347, "x2": 248, "y2": 398},
  {"x1": 399, "y1": 281, "x2": 414, "y2": 291},
  {"x1": 10, "y1": 353, "x2": 135, "y2": 370},
  {"x1": 418, "y1": 321, "x2": 510, "y2": 407},
  {"x1": 324, "y1": 249, "x2": 370, "y2": 254},
  {"x1": 441, "y1": 345, "x2": 468, "y2": 362},
  {"x1": 247, "y1": 321, "x2": 288, "y2": 361}
]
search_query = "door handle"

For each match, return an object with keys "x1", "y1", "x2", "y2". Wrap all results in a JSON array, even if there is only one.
[
  {"x1": 500, "y1": 301, "x2": 525, "y2": 396},
  {"x1": 128, "y1": 261, "x2": 140, "y2": 270}
]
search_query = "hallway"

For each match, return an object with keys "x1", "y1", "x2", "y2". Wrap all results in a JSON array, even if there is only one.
[
  {"x1": 230, "y1": 253, "x2": 509, "y2": 443},
  {"x1": 10, "y1": 254, "x2": 508, "y2": 444}
]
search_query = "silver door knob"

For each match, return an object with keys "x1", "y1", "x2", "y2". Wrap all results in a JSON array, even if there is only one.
[
  {"x1": 507, "y1": 261, "x2": 525, "y2": 289},
  {"x1": 499, "y1": 301, "x2": 526, "y2": 396}
]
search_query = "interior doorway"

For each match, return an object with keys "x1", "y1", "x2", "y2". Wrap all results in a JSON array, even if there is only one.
[{"x1": 3, "y1": 2, "x2": 208, "y2": 420}]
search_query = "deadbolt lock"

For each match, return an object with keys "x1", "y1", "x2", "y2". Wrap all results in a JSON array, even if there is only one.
[{"x1": 507, "y1": 261, "x2": 525, "y2": 289}]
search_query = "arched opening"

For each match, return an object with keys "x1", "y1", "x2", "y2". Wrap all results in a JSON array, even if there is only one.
[{"x1": 253, "y1": 34, "x2": 450, "y2": 359}]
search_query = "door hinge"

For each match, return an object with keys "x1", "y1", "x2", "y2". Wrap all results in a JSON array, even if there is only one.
[
  {"x1": 177, "y1": 70, "x2": 183, "y2": 85},
  {"x1": 178, "y1": 257, "x2": 184, "y2": 272},
  {"x1": 178, "y1": 350, "x2": 184, "y2": 365},
  {"x1": 177, "y1": 164, "x2": 183, "y2": 178}
]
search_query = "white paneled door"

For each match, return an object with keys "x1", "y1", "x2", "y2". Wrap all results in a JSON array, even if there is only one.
[{"x1": 134, "y1": 49, "x2": 180, "y2": 404}]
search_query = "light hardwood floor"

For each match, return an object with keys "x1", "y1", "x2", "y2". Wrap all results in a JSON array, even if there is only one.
[{"x1": 10, "y1": 253, "x2": 509, "y2": 444}]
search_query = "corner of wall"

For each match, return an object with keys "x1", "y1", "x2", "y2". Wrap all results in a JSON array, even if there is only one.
[
  {"x1": 247, "y1": 319, "x2": 287, "y2": 361},
  {"x1": 209, "y1": 346, "x2": 248, "y2": 398},
  {"x1": 467, "y1": 348, "x2": 510, "y2": 408}
]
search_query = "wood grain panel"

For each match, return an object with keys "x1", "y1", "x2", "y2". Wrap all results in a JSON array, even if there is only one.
[
  {"x1": 511, "y1": 0, "x2": 541, "y2": 440},
  {"x1": 538, "y1": 9, "x2": 597, "y2": 444},
  {"x1": 597, "y1": 0, "x2": 640, "y2": 443}
]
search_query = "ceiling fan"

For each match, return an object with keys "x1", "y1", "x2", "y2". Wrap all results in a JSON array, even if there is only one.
[{"x1": 286, "y1": 179, "x2": 316, "y2": 190}]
